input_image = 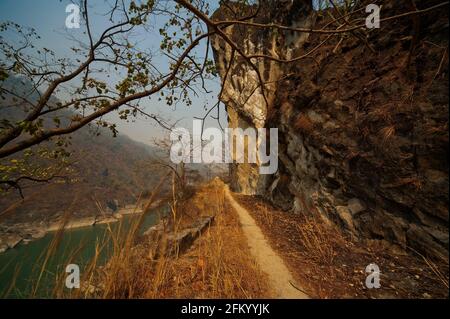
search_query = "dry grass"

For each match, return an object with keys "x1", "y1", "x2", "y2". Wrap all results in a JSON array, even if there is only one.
[
  {"x1": 3, "y1": 177, "x2": 447, "y2": 299},
  {"x1": 234, "y1": 194, "x2": 449, "y2": 299},
  {"x1": 150, "y1": 198, "x2": 271, "y2": 298},
  {"x1": 379, "y1": 125, "x2": 396, "y2": 145},
  {"x1": 0, "y1": 174, "x2": 168, "y2": 298},
  {"x1": 91, "y1": 179, "x2": 270, "y2": 298},
  {"x1": 33, "y1": 178, "x2": 271, "y2": 299}
]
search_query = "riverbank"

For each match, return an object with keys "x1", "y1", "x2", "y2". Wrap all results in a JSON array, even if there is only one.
[
  {"x1": 84, "y1": 178, "x2": 272, "y2": 298},
  {"x1": 0, "y1": 200, "x2": 165, "y2": 253},
  {"x1": 0, "y1": 203, "x2": 166, "y2": 298}
]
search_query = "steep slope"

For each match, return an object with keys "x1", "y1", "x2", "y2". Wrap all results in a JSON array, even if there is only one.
[
  {"x1": 224, "y1": 186, "x2": 308, "y2": 298},
  {"x1": 211, "y1": 0, "x2": 448, "y2": 259},
  {"x1": 0, "y1": 77, "x2": 168, "y2": 242}
]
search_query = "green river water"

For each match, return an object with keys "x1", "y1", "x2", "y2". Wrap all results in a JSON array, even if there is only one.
[{"x1": 0, "y1": 208, "x2": 166, "y2": 298}]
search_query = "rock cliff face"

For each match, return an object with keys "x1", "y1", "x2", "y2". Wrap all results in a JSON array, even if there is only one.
[{"x1": 211, "y1": 0, "x2": 449, "y2": 258}]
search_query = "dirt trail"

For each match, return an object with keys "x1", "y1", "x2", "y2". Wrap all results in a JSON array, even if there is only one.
[{"x1": 224, "y1": 186, "x2": 309, "y2": 299}]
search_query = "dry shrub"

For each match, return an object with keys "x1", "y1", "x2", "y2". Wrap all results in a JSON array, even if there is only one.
[
  {"x1": 233, "y1": 194, "x2": 449, "y2": 299},
  {"x1": 141, "y1": 179, "x2": 271, "y2": 298},
  {"x1": 61, "y1": 178, "x2": 271, "y2": 299}
]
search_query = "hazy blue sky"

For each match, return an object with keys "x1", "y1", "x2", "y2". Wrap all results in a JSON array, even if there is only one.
[{"x1": 0, "y1": 0, "x2": 226, "y2": 145}]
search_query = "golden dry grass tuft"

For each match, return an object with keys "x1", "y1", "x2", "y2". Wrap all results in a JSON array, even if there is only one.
[
  {"x1": 234, "y1": 194, "x2": 449, "y2": 299},
  {"x1": 49, "y1": 178, "x2": 272, "y2": 299},
  {"x1": 379, "y1": 125, "x2": 396, "y2": 145},
  {"x1": 151, "y1": 199, "x2": 271, "y2": 298}
]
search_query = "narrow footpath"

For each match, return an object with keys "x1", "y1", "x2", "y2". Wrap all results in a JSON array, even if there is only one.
[{"x1": 224, "y1": 186, "x2": 309, "y2": 299}]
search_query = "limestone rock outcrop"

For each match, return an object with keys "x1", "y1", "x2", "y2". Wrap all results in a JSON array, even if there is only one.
[{"x1": 211, "y1": 0, "x2": 448, "y2": 258}]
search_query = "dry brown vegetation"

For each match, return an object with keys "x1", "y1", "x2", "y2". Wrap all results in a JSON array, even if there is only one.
[
  {"x1": 45, "y1": 179, "x2": 271, "y2": 299},
  {"x1": 294, "y1": 114, "x2": 315, "y2": 133},
  {"x1": 234, "y1": 194, "x2": 449, "y2": 299},
  {"x1": 6, "y1": 177, "x2": 447, "y2": 299},
  {"x1": 145, "y1": 185, "x2": 271, "y2": 298}
]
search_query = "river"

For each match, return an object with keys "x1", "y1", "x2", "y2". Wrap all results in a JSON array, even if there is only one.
[{"x1": 0, "y1": 207, "x2": 167, "y2": 298}]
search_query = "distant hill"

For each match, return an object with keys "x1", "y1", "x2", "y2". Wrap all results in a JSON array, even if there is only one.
[
  {"x1": 0, "y1": 76, "x2": 228, "y2": 229},
  {"x1": 0, "y1": 76, "x2": 168, "y2": 226}
]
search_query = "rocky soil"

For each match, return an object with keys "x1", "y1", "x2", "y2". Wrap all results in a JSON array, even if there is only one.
[{"x1": 235, "y1": 194, "x2": 449, "y2": 298}]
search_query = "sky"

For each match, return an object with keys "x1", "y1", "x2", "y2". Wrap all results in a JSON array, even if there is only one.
[{"x1": 0, "y1": 0, "x2": 227, "y2": 145}]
